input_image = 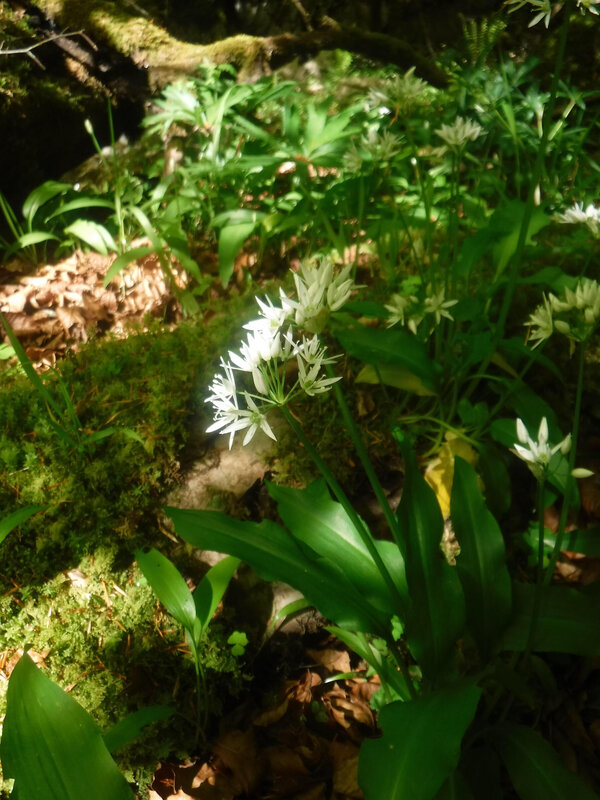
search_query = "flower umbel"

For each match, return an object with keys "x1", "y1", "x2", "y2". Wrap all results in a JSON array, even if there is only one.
[
  {"x1": 205, "y1": 256, "x2": 350, "y2": 448},
  {"x1": 554, "y1": 202, "x2": 600, "y2": 237},
  {"x1": 511, "y1": 417, "x2": 571, "y2": 480},
  {"x1": 435, "y1": 116, "x2": 483, "y2": 150},
  {"x1": 505, "y1": 0, "x2": 553, "y2": 28},
  {"x1": 526, "y1": 279, "x2": 600, "y2": 352}
]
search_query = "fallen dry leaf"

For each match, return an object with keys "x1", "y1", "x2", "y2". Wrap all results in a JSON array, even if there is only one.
[{"x1": 306, "y1": 648, "x2": 352, "y2": 675}]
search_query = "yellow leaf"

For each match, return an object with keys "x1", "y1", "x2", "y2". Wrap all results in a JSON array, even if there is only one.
[{"x1": 425, "y1": 433, "x2": 478, "y2": 518}]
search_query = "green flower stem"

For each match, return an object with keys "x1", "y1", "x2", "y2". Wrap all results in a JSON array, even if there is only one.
[
  {"x1": 281, "y1": 405, "x2": 416, "y2": 698},
  {"x1": 324, "y1": 363, "x2": 404, "y2": 550},
  {"x1": 192, "y1": 648, "x2": 208, "y2": 748},
  {"x1": 543, "y1": 340, "x2": 586, "y2": 587},
  {"x1": 495, "y1": 5, "x2": 570, "y2": 340},
  {"x1": 281, "y1": 406, "x2": 404, "y2": 611},
  {"x1": 523, "y1": 476, "x2": 547, "y2": 660},
  {"x1": 463, "y1": 3, "x2": 571, "y2": 402}
]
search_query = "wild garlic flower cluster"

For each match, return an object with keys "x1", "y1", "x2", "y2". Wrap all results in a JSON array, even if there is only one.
[
  {"x1": 385, "y1": 286, "x2": 458, "y2": 335},
  {"x1": 526, "y1": 278, "x2": 600, "y2": 350},
  {"x1": 512, "y1": 417, "x2": 571, "y2": 480},
  {"x1": 206, "y1": 258, "x2": 356, "y2": 448},
  {"x1": 506, "y1": 0, "x2": 598, "y2": 28},
  {"x1": 554, "y1": 202, "x2": 600, "y2": 237},
  {"x1": 367, "y1": 67, "x2": 429, "y2": 115},
  {"x1": 435, "y1": 116, "x2": 483, "y2": 151}
]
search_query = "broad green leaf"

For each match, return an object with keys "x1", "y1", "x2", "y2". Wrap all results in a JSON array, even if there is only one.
[
  {"x1": 135, "y1": 548, "x2": 196, "y2": 633},
  {"x1": 356, "y1": 363, "x2": 437, "y2": 396},
  {"x1": 16, "y1": 231, "x2": 60, "y2": 247},
  {"x1": 492, "y1": 201, "x2": 549, "y2": 277},
  {"x1": 103, "y1": 706, "x2": 174, "y2": 754},
  {"x1": 477, "y1": 444, "x2": 512, "y2": 520},
  {"x1": 192, "y1": 555, "x2": 240, "y2": 634},
  {"x1": 0, "y1": 505, "x2": 46, "y2": 546},
  {"x1": 267, "y1": 480, "x2": 408, "y2": 616},
  {"x1": 451, "y1": 457, "x2": 512, "y2": 657},
  {"x1": 502, "y1": 581, "x2": 600, "y2": 656},
  {"x1": 22, "y1": 180, "x2": 71, "y2": 224},
  {"x1": 46, "y1": 197, "x2": 115, "y2": 218},
  {"x1": 104, "y1": 246, "x2": 156, "y2": 285},
  {"x1": 358, "y1": 682, "x2": 481, "y2": 800},
  {"x1": 395, "y1": 433, "x2": 465, "y2": 679},
  {"x1": 1, "y1": 653, "x2": 133, "y2": 800},
  {"x1": 559, "y1": 527, "x2": 600, "y2": 556},
  {"x1": 217, "y1": 221, "x2": 257, "y2": 285},
  {"x1": 166, "y1": 507, "x2": 390, "y2": 636},
  {"x1": 64, "y1": 220, "x2": 118, "y2": 255},
  {"x1": 334, "y1": 325, "x2": 439, "y2": 388},
  {"x1": 490, "y1": 723, "x2": 599, "y2": 800}
]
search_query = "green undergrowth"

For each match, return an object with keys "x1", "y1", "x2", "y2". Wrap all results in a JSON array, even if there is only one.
[
  {"x1": 0, "y1": 543, "x2": 248, "y2": 793},
  {"x1": 0, "y1": 295, "x2": 257, "y2": 790}
]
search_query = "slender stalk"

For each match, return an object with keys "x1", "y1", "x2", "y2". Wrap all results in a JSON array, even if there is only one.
[
  {"x1": 192, "y1": 652, "x2": 208, "y2": 747},
  {"x1": 281, "y1": 406, "x2": 404, "y2": 611},
  {"x1": 543, "y1": 341, "x2": 586, "y2": 586},
  {"x1": 463, "y1": 4, "x2": 571, "y2": 402},
  {"x1": 523, "y1": 476, "x2": 547, "y2": 660},
  {"x1": 324, "y1": 364, "x2": 404, "y2": 549}
]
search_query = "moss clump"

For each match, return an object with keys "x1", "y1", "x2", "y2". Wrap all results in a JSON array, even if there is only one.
[
  {"x1": 0, "y1": 544, "x2": 248, "y2": 793},
  {"x1": 0, "y1": 295, "x2": 254, "y2": 791},
  {"x1": 0, "y1": 305, "x2": 246, "y2": 585}
]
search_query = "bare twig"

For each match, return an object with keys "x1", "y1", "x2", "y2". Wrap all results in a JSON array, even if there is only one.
[{"x1": 0, "y1": 30, "x2": 84, "y2": 57}]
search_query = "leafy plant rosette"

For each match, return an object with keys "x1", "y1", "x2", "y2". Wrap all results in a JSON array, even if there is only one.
[{"x1": 163, "y1": 259, "x2": 600, "y2": 799}]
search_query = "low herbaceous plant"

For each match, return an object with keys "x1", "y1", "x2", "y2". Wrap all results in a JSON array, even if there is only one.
[{"x1": 165, "y1": 254, "x2": 600, "y2": 799}]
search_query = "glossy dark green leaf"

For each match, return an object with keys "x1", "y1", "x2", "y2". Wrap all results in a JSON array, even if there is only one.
[
  {"x1": 490, "y1": 723, "x2": 599, "y2": 800},
  {"x1": 166, "y1": 507, "x2": 389, "y2": 635},
  {"x1": 103, "y1": 706, "x2": 174, "y2": 753},
  {"x1": 267, "y1": 480, "x2": 407, "y2": 616},
  {"x1": 559, "y1": 527, "x2": 600, "y2": 556},
  {"x1": 333, "y1": 324, "x2": 439, "y2": 387},
  {"x1": 502, "y1": 581, "x2": 600, "y2": 656},
  {"x1": 135, "y1": 548, "x2": 196, "y2": 633},
  {"x1": 1, "y1": 654, "x2": 133, "y2": 800},
  {"x1": 451, "y1": 457, "x2": 512, "y2": 656},
  {"x1": 355, "y1": 363, "x2": 437, "y2": 396},
  {"x1": 477, "y1": 444, "x2": 511, "y2": 518},
  {"x1": 395, "y1": 435, "x2": 465, "y2": 678},
  {"x1": 358, "y1": 682, "x2": 481, "y2": 800},
  {"x1": 0, "y1": 505, "x2": 46, "y2": 546},
  {"x1": 192, "y1": 555, "x2": 240, "y2": 633}
]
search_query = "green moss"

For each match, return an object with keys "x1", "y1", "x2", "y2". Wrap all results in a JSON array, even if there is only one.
[{"x1": 0, "y1": 297, "x2": 257, "y2": 790}]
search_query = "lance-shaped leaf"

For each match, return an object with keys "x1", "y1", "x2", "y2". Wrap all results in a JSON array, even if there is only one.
[
  {"x1": 193, "y1": 555, "x2": 240, "y2": 632},
  {"x1": 451, "y1": 457, "x2": 512, "y2": 657},
  {"x1": 1, "y1": 653, "x2": 133, "y2": 800},
  {"x1": 490, "y1": 723, "x2": 599, "y2": 800},
  {"x1": 502, "y1": 582, "x2": 600, "y2": 656},
  {"x1": 395, "y1": 434, "x2": 465, "y2": 679},
  {"x1": 333, "y1": 324, "x2": 440, "y2": 388},
  {"x1": 0, "y1": 505, "x2": 46, "y2": 547},
  {"x1": 103, "y1": 706, "x2": 174, "y2": 754},
  {"x1": 135, "y1": 548, "x2": 196, "y2": 633},
  {"x1": 166, "y1": 507, "x2": 390, "y2": 636},
  {"x1": 267, "y1": 480, "x2": 408, "y2": 617},
  {"x1": 359, "y1": 682, "x2": 481, "y2": 800}
]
